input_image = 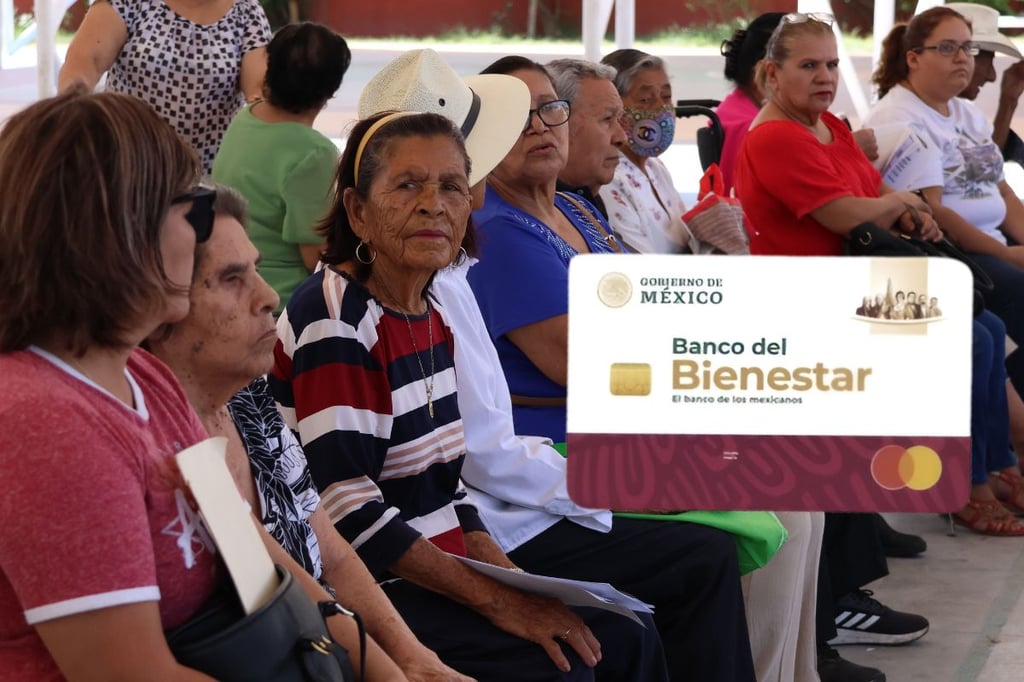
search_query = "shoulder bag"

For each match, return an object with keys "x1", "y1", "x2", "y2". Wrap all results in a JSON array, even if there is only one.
[{"x1": 167, "y1": 564, "x2": 359, "y2": 682}]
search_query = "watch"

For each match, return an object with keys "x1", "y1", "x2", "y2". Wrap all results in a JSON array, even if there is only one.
[{"x1": 318, "y1": 600, "x2": 354, "y2": 619}]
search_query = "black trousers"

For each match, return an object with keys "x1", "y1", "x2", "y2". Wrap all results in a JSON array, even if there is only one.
[
  {"x1": 508, "y1": 518, "x2": 757, "y2": 682},
  {"x1": 815, "y1": 512, "x2": 889, "y2": 643},
  {"x1": 384, "y1": 579, "x2": 669, "y2": 682}
]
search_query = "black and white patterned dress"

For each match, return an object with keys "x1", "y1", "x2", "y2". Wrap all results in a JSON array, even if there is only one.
[
  {"x1": 228, "y1": 377, "x2": 323, "y2": 580},
  {"x1": 106, "y1": 0, "x2": 271, "y2": 171}
]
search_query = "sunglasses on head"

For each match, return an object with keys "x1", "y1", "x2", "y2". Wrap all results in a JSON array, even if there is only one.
[
  {"x1": 782, "y1": 12, "x2": 835, "y2": 27},
  {"x1": 171, "y1": 185, "x2": 216, "y2": 243}
]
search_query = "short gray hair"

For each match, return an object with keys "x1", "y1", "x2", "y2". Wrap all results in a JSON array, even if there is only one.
[
  {"x1": 545, "y1": 59, "x2": 617, "y2": 103},
  {"x1": 600, "y1": 49, "x2": 666, "y2": 97}
]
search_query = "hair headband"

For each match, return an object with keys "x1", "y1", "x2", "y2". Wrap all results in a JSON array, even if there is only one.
[{"x1": 353, "y1": 111, "x2": 415, "y2": 185}]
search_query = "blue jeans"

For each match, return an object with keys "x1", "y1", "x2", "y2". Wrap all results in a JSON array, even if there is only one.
[
  {"x1": 969, "y1": 252, "x2": 1024, "y2": 395},
  {"x1": 972, "y1": 310, "x2": 1016, "y2": 483}
]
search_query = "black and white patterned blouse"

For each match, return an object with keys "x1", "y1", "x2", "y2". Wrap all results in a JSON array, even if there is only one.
[
  {"x1": 106, "y1": 0, "x2": 271, "y2": 171},
  {"x1": 228, "y1": 377, "x2": 323, "y2": 580}
]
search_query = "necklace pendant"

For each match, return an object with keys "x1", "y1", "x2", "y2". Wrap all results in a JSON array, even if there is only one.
[{"x1": 428, "y1": 400, "x2": 434, "y2": 419}]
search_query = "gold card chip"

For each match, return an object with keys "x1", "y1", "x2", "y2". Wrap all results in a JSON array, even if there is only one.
[{"x1": 609, "y1": 363, "x2": 651, "y2": 396}]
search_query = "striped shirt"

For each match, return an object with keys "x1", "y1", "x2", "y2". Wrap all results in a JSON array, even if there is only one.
[{"x1": 270, "y1": 266, "x2": 485, "y2": 578}]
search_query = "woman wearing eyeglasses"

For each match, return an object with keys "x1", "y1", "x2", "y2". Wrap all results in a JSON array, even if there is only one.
[
  {"x1": 467, "y1": 56, "x2": 622, "y2": 444},
  {"x1": 865, "y1": 6, "x2": 1024, "y2": 535}
]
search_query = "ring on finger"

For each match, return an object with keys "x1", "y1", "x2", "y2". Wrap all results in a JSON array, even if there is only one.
[{"x1": 557, "y1": 627, "x2": 572, "y2": 641}]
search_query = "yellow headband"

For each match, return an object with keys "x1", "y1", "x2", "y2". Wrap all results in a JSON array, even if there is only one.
[{"x1": 353, "y1": 111, "x2": 416, "y2": 186}]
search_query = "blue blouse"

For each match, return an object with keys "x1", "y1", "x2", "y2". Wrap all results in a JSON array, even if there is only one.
[{"x1": 468, "y1": 185, "x2": 616, "y2": 442}]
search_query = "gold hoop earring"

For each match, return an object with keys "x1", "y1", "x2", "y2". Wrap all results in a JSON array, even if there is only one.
[{"x1": 355, "y1": 240, "x2": 376, "y2": 265}]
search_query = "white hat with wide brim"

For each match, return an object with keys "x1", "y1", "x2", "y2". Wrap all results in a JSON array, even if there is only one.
[
  {"x1": 945, "y1": 2, "x2": 1021, "y2": 59},
  {"x1": 359, "y1": 49, "x2": 530, "y2": 186}
]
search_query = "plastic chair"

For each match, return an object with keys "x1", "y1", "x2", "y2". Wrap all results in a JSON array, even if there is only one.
[{"x1": 675, "y1": 99, "x2": 723, "y2": 171}]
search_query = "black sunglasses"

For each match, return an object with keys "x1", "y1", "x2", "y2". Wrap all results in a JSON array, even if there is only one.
[{"x1": 171, "y1": 186, "x2": 216, "y2": 243}]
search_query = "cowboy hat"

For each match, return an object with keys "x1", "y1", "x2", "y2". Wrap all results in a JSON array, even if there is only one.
[
  {"x1": 359, "y1": 49, "x2": 530, "y2": 186},
  {"x1": 945, "y1": 3, "x2": 1021, "y2": 59}
]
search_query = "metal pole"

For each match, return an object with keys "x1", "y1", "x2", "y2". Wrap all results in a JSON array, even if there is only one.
[
  {"x1": 1, "y1": 0, "x2": 15, "y2": 65},
  {"x1": 35, "y1": 0, "x2": 57, "y2": 97},
  {"x1": 614, "y1": 0, "x2": 634, "y2": 51},
  {"x1": 582, "y1": 0, "x2": 614, "y2": 62}
]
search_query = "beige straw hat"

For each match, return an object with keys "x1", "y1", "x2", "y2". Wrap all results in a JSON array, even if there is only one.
[{"x1": 359, "y1": 49, "x2": 530, "y2": 186}]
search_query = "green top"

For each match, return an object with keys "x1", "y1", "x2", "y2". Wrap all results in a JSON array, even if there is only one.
[{"x1": 212, "y1": 104, "x2": 339, "y2": 313}]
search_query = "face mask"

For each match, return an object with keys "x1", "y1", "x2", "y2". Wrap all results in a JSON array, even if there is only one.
[{"x1": 623, "y1": 105, "x2": 676, "y2": 158}]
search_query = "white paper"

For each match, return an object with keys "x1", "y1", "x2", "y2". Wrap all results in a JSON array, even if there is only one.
[
  {"x1": 452, "y1": 555, "x2": 652, "y2": 625},
  {"x1": 176, "y1": 437, "x2": 277, "y2": 614}
]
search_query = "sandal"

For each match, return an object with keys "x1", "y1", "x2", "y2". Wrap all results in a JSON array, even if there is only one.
[
  {"x1": 991, "y1": 470, "x2": 1024, "y2": 515},
  {"x1": 952, "y1": 498, "x2": 1024, "y2": 536}
]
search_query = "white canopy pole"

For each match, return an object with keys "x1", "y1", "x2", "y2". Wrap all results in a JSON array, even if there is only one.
[
  {"x1": 614, "y1": 0, "x2": 635, "y2": 51},
  {"x1": 582, "y1": 0, "x2": 614, "y2": 62},
  {"x1": 873, "y1": 0, "x2": 895, "y2": 82},
  {"x1": 35, "y1": 0, "x2": 61, "y2": 97}
]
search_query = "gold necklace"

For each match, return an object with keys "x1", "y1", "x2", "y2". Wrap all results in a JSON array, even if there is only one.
[{"x1": 402, "y1": 302, "x2": 436, "y2": 419}]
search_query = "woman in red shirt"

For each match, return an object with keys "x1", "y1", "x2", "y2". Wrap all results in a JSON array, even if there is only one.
[{"x1": 735, "y1": 14, "x2": 938, "y2": 254}]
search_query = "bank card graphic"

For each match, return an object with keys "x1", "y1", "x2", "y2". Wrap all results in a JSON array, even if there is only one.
[{"x1": 566, "y1": 255, "x2": 973, "y2": 512}]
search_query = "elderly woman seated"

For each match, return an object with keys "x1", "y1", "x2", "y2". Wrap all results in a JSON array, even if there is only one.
[
  {"x1": 464, "y1": 55, "x2": 756, "y2": 682},
  {"x1": 147, "y1": 184, "x2": 470, "y2": 682},
  {"x1": 269, "y1": 110, "x2": 668, "y2": 681},
  {"x1": 213, "y1": 21, "x2": 351, "y2": 313}
]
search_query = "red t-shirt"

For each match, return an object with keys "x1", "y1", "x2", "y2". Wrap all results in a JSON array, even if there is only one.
[
  {"x1": 735, "y1": 111, "x2": 882, "y2": 256},
  {"x1": 0, "y1": 348, "x2": 220, "y2": 681}
]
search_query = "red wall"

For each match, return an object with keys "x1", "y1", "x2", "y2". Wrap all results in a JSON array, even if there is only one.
[{"x1": 308, "y1": 0, "x2": 796, "y2": 38}]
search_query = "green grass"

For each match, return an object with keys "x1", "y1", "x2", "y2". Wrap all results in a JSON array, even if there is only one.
[{"x1": 348, "y1": 23, "x2": 876, "y2": 53}]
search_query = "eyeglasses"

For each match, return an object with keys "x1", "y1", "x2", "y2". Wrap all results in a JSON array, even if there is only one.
[
  {"x1": 781, "y1": 12, "x2": 835, "y2": 28},
  {"x1": 171, "y1": 185, "x2": 216, "y2": 243},
  {"x1": 914, "y1": 40, "x2": 980, "y2": 57},
  {"x1": 524, "y1": 99, "x2": 571, "y2": 131}
]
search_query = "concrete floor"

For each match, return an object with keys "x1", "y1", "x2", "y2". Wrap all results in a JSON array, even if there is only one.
[{"x1": 837, "y1": 513, "x2": 1024, "y2": 682}]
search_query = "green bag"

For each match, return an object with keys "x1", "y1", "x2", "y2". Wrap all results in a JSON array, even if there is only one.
[{"x1": 552, "y1": 442, "x2": 787, "y2": 575}]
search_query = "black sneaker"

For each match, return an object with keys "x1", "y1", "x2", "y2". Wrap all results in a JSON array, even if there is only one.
[
  {"x1": 817, "y1": 643, "x2": 886, "y2": 682},
  {"x1": 830, "y1": 589, "x2": 930, "y2": 645},
  {"x1": 873, "y1": 513, "x2": 927, "y2": 558}
]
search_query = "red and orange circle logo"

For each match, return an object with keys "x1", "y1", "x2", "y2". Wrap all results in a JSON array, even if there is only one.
[{"x1": 870, "y1": 445, "x2": 943, "y2": 491}]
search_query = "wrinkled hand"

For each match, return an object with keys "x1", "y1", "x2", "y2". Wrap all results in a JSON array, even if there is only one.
[
  {"x1": 477, "y1": 587, "x2": 600, "y2": 673},
  {"x1": 1001, "y1": 61, "x2": 1024, "y2": 102},
  {"x1": 400, "y1": 651, "x2": 476, "y2": 682},
  {"x1": 853, "y1": 128, "x2": 879, "y2": 161}
]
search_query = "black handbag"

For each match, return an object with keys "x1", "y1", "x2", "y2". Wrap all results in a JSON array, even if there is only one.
[
  {"x1": 167, "y1": 565, "x2": 355, "y2": 682},
  {"x1": 846, "y1": 222, "x2": 994, "y2": 315}
]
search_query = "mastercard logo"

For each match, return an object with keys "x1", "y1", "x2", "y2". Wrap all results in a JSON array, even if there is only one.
[{"x1": 870, "y1": 445, "x2": 942, "y2": 491}]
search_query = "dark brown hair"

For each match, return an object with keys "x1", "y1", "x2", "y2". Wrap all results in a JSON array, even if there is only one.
[
  {"x1": 872, "y1": 7, "x2": 970, "y2": 98},
  {"x1": 264, "y1": 22, "x2": 351, "y2": 114},
  {"x1": 0, "y1": 88, "x2": 200, "y2": 354},
  {"x1": 481, "y1": 55, "x2": 551, "y2": 81},
  {"x1": 319, "y1": 111, "x2": 476, "y2": 280},
  {"x1": 721, "y1": 13, "x2": 785, "y2": 87}
]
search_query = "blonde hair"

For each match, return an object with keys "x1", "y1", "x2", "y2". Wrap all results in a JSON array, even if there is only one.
[{"x1": 755, "y1": 18, "x2": 835, "y2": 97}]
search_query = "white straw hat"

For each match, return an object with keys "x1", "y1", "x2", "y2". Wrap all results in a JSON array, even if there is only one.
[
  {"x1": 945, "y1": 3, "x2": 1021, "y2": 59},
  {"x1": 359, "y1": 49, "x2": 530, "y2": 186}
]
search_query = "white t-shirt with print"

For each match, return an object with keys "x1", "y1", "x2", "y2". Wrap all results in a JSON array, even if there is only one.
[{"x1": 865, "y1": 84, "x2": 1007, "y2": 242}]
